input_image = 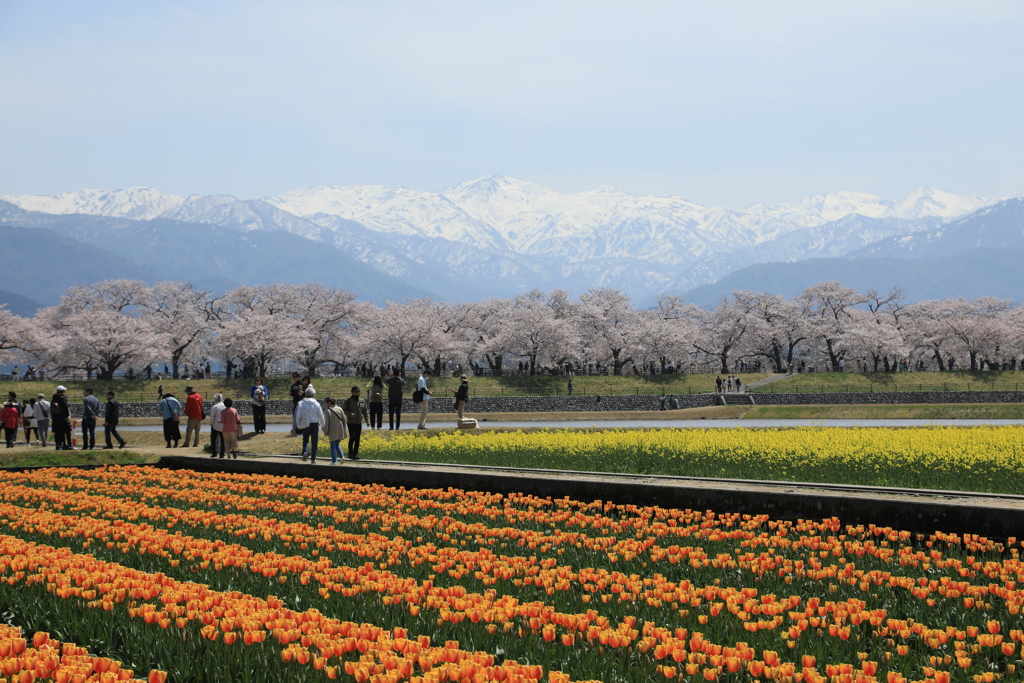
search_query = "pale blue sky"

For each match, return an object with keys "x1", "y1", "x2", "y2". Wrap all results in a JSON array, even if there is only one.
[{"x1": 1, "y1": 1, "x2": 1022, "y2": 206}]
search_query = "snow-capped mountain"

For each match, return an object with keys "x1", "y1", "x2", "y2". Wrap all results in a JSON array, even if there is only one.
[
  {"x1": 5, "y1": 187, "x2": 187, "y2": 221},
  {"x1": 0, "y1": 178, "x2": 1005, "y2": 301}
]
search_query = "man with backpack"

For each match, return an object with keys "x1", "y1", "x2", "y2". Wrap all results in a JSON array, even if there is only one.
[{"x1": 50, "y1": 386, "x2": 72, "y2": 450}]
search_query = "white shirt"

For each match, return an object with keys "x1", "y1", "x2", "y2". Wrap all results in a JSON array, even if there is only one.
[
  {"x1": 210, "y1": 401, "x2": 225, "y2": 432},
  {"x1": 295, "y1": 397, "x2": 324, "y2": 429},
  {"x1": 418, "y1": 376, "x2": 430, "y2": 401},
  {"x1": 34, "y1": 400, "x2": 50, "y2": 421}
]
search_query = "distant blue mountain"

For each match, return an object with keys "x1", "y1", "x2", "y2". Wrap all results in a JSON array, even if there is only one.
[{"x1": 0, "y1": 201, "x2": 429, "y2": 305}]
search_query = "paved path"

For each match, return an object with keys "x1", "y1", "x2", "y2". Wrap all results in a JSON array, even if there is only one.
[
  {"x1": 117, "y1": 418, "x2": 1024, "y2": 432},
  {"x1": 743, "y1": 373, "x2": 790, "y2": 389}
]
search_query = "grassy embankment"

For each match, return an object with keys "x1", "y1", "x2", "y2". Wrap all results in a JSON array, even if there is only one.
[{"x1": 755, "y1": 369, "x2": 1024, "y2": 393}]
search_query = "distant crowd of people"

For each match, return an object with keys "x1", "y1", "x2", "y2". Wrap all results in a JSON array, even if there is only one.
[{"x1": 2, "y1": 386, "x2": 126, "y2": 450}]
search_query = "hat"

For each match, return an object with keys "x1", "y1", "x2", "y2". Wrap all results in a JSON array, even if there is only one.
[
  {"x1": 185, "y1": 385, "x2": 194, "y2": 392},
  {"x1": 460, "y1": 374, "x2": 468, "y2": 381},
  {"x1": 37, "y1": 393, "x2": 45, "y2": 399},
  {"x1": 56, "y1": 385, "x2": 66, "y2": 392}
]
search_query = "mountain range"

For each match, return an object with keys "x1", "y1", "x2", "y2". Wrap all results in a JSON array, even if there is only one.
[{"x1": 2, "y1": 177, "x2": 1022, "y2": 311}]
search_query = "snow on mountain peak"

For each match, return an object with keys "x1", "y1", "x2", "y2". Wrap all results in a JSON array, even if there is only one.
[
  {"x1": 0, "y1": 187, "x2": 185, "y2": 220},
  {"x1": 886, "y1": 186, "x2": 987, "y2": 220},
  {"x1": 441, "y1": 175, "x2": 560, "y2": 231},
  {"x1": 1, "y1": 178, "x2": 1000, "y2": 281}
]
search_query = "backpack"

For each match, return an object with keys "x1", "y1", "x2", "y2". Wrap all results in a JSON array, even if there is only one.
[{"x1": 412, "y1": 389, "x2": 423, "y2": 404}]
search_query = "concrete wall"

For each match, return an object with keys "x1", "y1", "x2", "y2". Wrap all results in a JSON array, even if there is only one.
[{"x1": 157, "y1": 457, "x2": 1024, "y2": 540}]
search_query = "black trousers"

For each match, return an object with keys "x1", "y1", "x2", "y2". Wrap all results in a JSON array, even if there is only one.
[
  {"x1": 210, "y1": 428, "x2": 225, "y2": 457},
  {"x1": 105, "y1": 424, "x2": 125, "y2": 448},
  {"x1": 369, "y1": 402, "x2": 383, "y2": 429},
  {"x1": 3, "y1": 427, "x2": 16, "y2": 447},
  {"x1": 348, "y1": 423, "x2": 362, "y2": 456},
  {"x1": 53, "y1": 421, "x2": 71, "y2": 449},
  {"x1": 81, "y1": 417, "x2": 96, "y2": 450},
  {"x1": 388, "y1": 399, "x2": 402, "y2": 429},
  {"x1": 252, "y1": 405, "x2": 267, "y2": 433}
]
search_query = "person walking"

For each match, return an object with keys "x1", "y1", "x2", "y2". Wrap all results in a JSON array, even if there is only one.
[
  {"x1": 183, "y1": 386, "x2": 204, "y2": 447},
  {"x1": 289, "y1": 372, "x2": 303, "y2": 432},
  {"x1": 385, "y1": 369, "x2": 405, "y2": 430},
  {"x1": 50, "y1": 386, "x2": 71, "y2": 450},
  {"x1": 451, "y1": 374, "x2": 469, "y2": 421},
  {"x1": 34, "y1": 393, "x2": 50, "y2": 447},
  {"x1": 81, "y1": 387, "x2": 101, "y2": 450},
  {"x1": 250, "y1": 377, "x2": 268, "y2": 434},
  {"x1": 321, "y1": 397, "x2": 347, "y2": 465},
  {"x1": 735, "y1": 376, "x2": 743, "y2": 393},
  {"x1": 102, "y1": 390, "x2": 127, "y2": 449},
  {"x1": 220, "y1": 398, "x2": 241, "y2": 459},
  {"x1": 209, "y1": 393, "x2": 225, "y2": 458},
  {"x1": 367, "y1": 376, "x2": 384, "y2": 430},
  {"x1": 295, "y1": 387, "x2": 324, "y2": 463},
  {"x1": 1, "y1": 394, "x2": 20, "y2": 448},
  {"x1": 158, "y1": 392, "x2": 182, "y2": 448},
  {"x1": 22, "y1": 398, "x2": 37, "y2": 446},
  {"x1": 416, "y1": 370, "x2": 433, "y2": 429},
  {"x1": 715, "y1": 376, "x2": 723, "y2": 393},
  {"x1": 342, "y1": 386, "x2": 369, "y2": 460}
]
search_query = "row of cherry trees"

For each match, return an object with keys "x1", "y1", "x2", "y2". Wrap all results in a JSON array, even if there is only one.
[{"x1": 0, "y1": 279, "x2": 1022, "y2": 379}]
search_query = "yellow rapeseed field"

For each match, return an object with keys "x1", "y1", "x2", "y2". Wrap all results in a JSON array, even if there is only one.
[{"x1": 362, "y1": 426, "x2": 1024, "y2": 493}]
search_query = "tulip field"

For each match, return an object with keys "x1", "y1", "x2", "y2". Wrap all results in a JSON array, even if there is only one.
[
  {"x1": 359, "y1": 426, "x2": 1024, "y2": 495},
  {"x1": 0, "y1": 466, "x2": 1021, "y2": 683}
]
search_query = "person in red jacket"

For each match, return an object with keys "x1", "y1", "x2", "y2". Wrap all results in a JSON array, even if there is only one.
[
  {"x1": 1, "y1": 393, "x2": 21, "y2": 448},
  {"x1": 183, "y1": 386, "x2": 205, "y2": 448}
]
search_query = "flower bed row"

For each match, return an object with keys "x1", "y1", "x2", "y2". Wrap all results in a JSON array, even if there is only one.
[
  {"x1": 0, "y1": 465, "x2": 1020, "y2": 682},
  {"x1": 351, "y1": 426, "x2": 1024, "y2": 494}
]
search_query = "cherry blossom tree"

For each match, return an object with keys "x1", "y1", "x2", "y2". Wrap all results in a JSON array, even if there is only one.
[
  {"x1": 502, "y1": 291, "x2": 580, "y2": 375},
  {"x1": 741, "y1": 293, "x2": 806, "y2": 373},
  {"x1": 0, "y1": 306, "x2": 32, "y2": 367},
  {"x1": 287, "y1": 284, "x2": 359, "y2": 374},
  {"x1": 35, "y1": 307, "x2": 168, "y2": 380},
  {"x1": 577, "y1": 288, "x2": 642, "y2": 375},
  {"x1": 143, "y1": 281, "x2": 215, "y2": 378},
  {"x1": 466, "y1": 298, "x2": 514, "y2": 376},
  {"x1": 691, "y1": 293, "x2": 758, "y2": 374},
  {"x1": 797, "y1": 281, "x2": 866, "y2": 370},
  {"x1": 215, "y1": 312, "x2": 313, "y2": 379},
  {"x1": 652, "y1": 295, "x2": 702, "y2": 371}
]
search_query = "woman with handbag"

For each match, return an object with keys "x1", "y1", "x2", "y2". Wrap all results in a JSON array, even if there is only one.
[
  {"x1": 158, "y1": 392, "x2": 183, "y2": 448},
  {"x1": 322, "y1": 397, "x2": 348, "y2": 464},
  {"x1": 220, "y1": 397, "x2": 241, "y2": 459}
]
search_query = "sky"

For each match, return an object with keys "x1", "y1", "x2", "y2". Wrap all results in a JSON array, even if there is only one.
[{"x1": 1, "y1": 1, "x2": 1023, "y2": 207}]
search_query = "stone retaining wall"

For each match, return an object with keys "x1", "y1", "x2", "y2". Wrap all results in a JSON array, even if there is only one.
[{"x1": 63, "y1": 390, "x2": 1022, "y2": 419}]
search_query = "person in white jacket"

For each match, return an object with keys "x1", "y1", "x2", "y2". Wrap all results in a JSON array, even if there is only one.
[
  {"x1": 208, "y1": 394, "x2": 225, "y2": 458},
  {"x1": 295, "y1": 387, "x2": 324, "y2": 463}
]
